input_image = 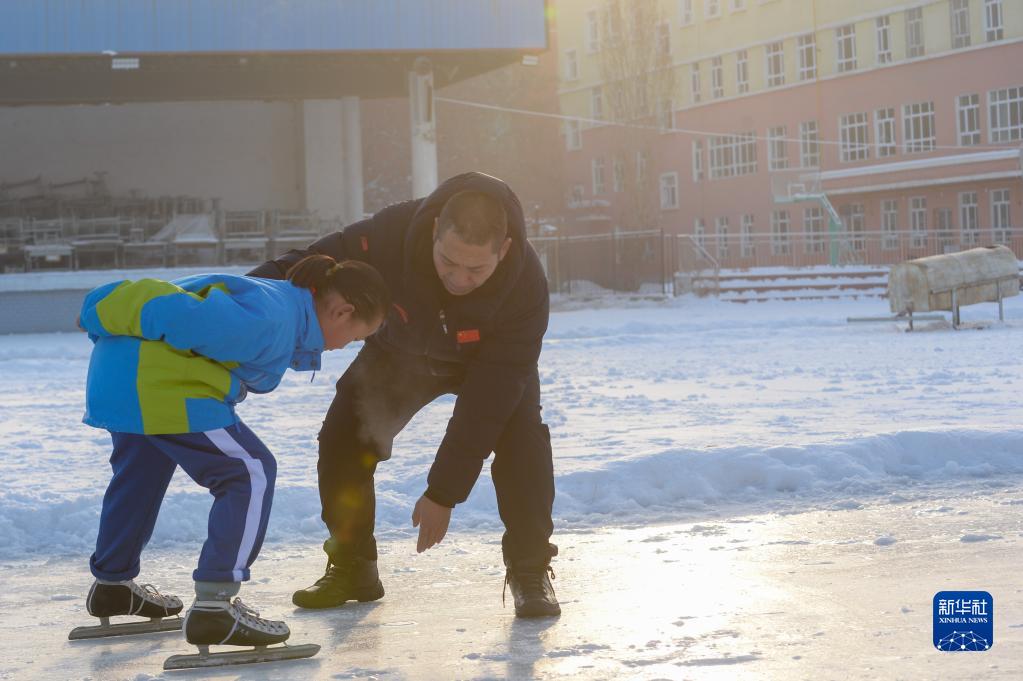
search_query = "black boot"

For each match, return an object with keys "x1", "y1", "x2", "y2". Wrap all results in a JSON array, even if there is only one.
[
  {"x1": 504, "y1": 554, "x2": 561, "y2": 618},
  {"x1": 184, "y1": 598, "x2": 289, "y2": 647},
  {"x1": 87, "y1": 579, "x2": 184, "y2": 619},
  {"x1": 291, "y1": 540, "x2": 384, "y2": 610}
]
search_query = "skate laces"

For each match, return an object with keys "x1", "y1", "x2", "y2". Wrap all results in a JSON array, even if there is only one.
[
  {"x1": 217, "y1": 598, "x2": 288, "y2": 644},
  {"x1": 128, "y1": 581, "x2": 179, "y2": 616},
  {"x1": 503, "y1": 566, "x2": 556, "y2": 606}
]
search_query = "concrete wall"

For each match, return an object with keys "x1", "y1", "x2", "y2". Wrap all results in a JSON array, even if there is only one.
[{"x1": 0, "y1": 289, "x2": 85, "y2": 333}]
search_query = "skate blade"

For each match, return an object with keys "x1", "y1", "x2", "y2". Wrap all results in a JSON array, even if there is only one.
[
  {"x1": 68, "y1": 617, "x2": 182, "y2": 640},
  {"x1": 162, "y1": 642, "x2": 320, "y2": 670}
]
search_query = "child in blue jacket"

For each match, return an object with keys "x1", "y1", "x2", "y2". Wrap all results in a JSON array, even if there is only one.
[{"x1": 77, "y1": 255, "x2": 389, "y2": 649}]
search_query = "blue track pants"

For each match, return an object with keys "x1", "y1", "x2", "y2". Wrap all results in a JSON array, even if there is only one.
[{"x1": 89, "y1": 422, "x2": 276, "y2": 583}]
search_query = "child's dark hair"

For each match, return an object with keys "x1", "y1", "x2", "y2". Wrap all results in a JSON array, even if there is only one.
[{"x1": 286, "y1": 255, "x2": 390, "y2": 323}]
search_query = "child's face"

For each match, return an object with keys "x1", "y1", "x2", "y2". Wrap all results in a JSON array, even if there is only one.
[{"x1": 317, "y1": 292, "x2": 383, "y2": 351}]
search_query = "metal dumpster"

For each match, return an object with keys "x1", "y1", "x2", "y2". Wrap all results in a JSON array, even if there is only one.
[{"x1": 888, "y1": 246, "x2": 1019, "y2": 327}]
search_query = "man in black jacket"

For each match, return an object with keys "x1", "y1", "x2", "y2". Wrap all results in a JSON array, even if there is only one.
[{"x1": 249, "y1": 172, "x2": 559, "y2": 617}]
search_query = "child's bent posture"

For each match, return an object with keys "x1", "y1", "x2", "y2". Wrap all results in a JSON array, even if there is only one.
[{"x1": 77, "y1": 255, "x2": 388, "y2": 651}]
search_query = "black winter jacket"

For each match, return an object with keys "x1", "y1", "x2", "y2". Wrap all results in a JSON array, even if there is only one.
[{"x1": 249, "y1": 172, "x2": 550, "y2": 507}]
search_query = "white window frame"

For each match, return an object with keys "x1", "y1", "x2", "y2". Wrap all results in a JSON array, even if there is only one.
[
  {"x1": 708, "y1": 132, "x2": 758, "y2": 178},
  {"x1": 804, "y1": 206, "x2": 825, "y2": 254},
  {"x1": 692, "y1": 139, "x2": 705, "y2": 182},
  {"x1": 957, "y1": 94, "x2": 982, "y2": 146},
  {"x1": 905, "y1": 7, "x2": 925, "y2": 58},
  {"x1": 711, "y1": 56, "x2": 724, "y2": 99},
  {"x1": 797, "y1": 33, "x2": 816, "y2": 81},
  {"x1": 591, "y1": 87, "x2": 604, "y2": 121},
  {"x1": 658, "y1": 169, "x2": 675, "y2": 206},
  {"x1": 875, "y1": 16, "x2": 892, "y2": 65},
  {"x1": 694, "y1": 218, "x2": 707, "y2": 250},
  {"x1": 874, "y1": 107, "x2": 897, "y2": 158},
  {"x1": 839, "y1": 112, "x2": 870, "y2": 162},
  {"x1": 740, "y1": 214, "x2": 755, "y2": 258},
  {"x1": 951, "y1": 0, "x2": 971, "y2": 49},
  {"x1": 736, "y1": 50, "x2": 749, "y2": 94},
  {"x1": 565, "y1": 119, "x2": 582, "y2": 151},
  {"x1": 690, "y1": 63, "x2": 702, "y2": 103},
  {"x1": 836, "y1": 24, "x2": 857, "y2": 73},
  {"x1": 910, "y1": 196, "x2": 928, "y2": 248},
  {"x1": 612, "y1": 156, "x2": 625, "y2": 193},
  {"x1": 730, "y1": 0, "x2": 747, "y2": 11},
  {"x1": 658, "y1": 98, "x2": 674, "y2": 132},
  {"x1": 586, "y1": 10, "x2": 600, "y2": 53},
  {"x1": 768, "y1": 126, "x2": 789, "y2": 171},
  {"x1": 799, "y1": 121, "x2": 820, "y2": 168},
  {"x1": 571, "y1": 184, "x2": 585, "y2": 203},
  {"x1": 991, "y1": 188, "x2": 1011, "y2": 243},
  {"x1": 563, "y1": 49, "x2": 579, "y2": 82},
  {"x1": 636, "y1": 150, "x2": 649, "y2": 183},
  {"x1": 902, "y1": 101, "x2": 936, "y2": 153},
  {"x1": 657, "y1": 23, "x2": 671, "y2": 57},
  {"x1": 988, "y1": 86, "x2": 1023, "y2": 143},
  {"x1": 771, "y1": 210, "x2": 791, "y2": 256},
  {"x1": 592, "y1": 156, "x2": 606, "y2": 195},
  {"x1": 985, "y1": 0, "x2": 1004, "y2": 42},
  {"x1": 959, "y1": 191, "x2": 979, "y2": 245},
  {"x1": 705, "y1": 0, "x2": 721, "y2": 19},
  {"x1": 715, "y1": 216, "x2": 730, "y2": 260},
  {"x1": 680, "y1": 0, "x2": 694, "y2": 26},
  {"x1": 841, "y1": 203, "x2": 866, "y2": 251},
  {"x1": 881, "y1": 199, "x2": 899, "y2": 250},
  {"x1": 765, "y1": 41, "x2": 785, "y2": 88}
]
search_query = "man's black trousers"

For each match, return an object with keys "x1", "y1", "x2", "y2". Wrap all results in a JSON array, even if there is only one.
[{"x1": 317, "y1": 342, "x2": 555, "y2": 565}]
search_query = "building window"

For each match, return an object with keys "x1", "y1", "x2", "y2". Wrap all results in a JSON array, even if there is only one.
[
  {"x1": 875, "y1": 107, "x2": 897, "y2": 157},
  {"x1": 910, "y1": 196, "x2": 928, "y2": 248},
  {"x1": 741, "y1": 214, "x2": 755, "y2": 258},
  {"x1": 586, "y1": 10, "x2": 600, "y2": 53},
  {"x1": 680, "y1": 0, "x2": 694, "y2": 26},
  {"x1": 708, "y1": 132, "x2": 758, "y2": 178},
  {"x1": 592, "y1": 157, "x2": 606, "y2": 195},
  {"x1": 571, "y1": 184, "x2": 584, "y2": 203},
  {"x1": 657, "y1": 99, "x2": 674, "y2": 132},
  {"x1": 736, "y1": 50, "x2": 749, "y2": 94},
  {"x1": 711, "y1": 57, "x2": 724, "y2": 99},
  {"x1": 875, "y1": 16, "x2": 892, "y2": 65},
  {"x1": 694, "y1": 218, "x2": 707, "y2": 251},
  {"x1": 563, "y1": 50, "x2": 579, "y2": 81},
  {"x1": 771, "y1": 210, "x2": 791, "y2": 255},
  {"x1": 635, "y1": 77, "x2": 649, "y2": 117},
  {"x1": 705, "y1": 0, "x2": 721, "y2": 19},
  {"x1": 804, "y1": 207, "x2": 826, "y2": 254},
  {"x1": 905, "y1": 7, "x2": 925, "y2": 58},
  {"x1": 985, "y1": 0, "x2": 1004, "y2": 42},
  {"x1": 565, "y1": 119, "x2": 582, "y2": 151},
  {"x1": 903, "y1": 101, "x2": 936, "y2": 153},
  {"x1": 715, "y1": 217, "x2": 730, "y2": 260},
  {"x1": 836, "y1": 24, "x2": 857, "y2": 73},
  {"x1": 800, "y1": 121, "x2": 821, "y2": 168},
  {"x1": 730, "y1": 0, "x2": 747, "y2": 10},
  {"x1": 960, "y1": 191, "x2": 979, "y2": 245},
  {"x1": 957, "y1": 94, "x2": 982, "y2": 145},
  {"x1": 951, "y1": 0, "x2": 971, "y2": 49},
  {"x1": 768, "y1": 126, "x2": 789, "y2": 170},
  {"x1": 882, "y1": 199, "x2": 899, "y2": 250},
  {"x1": 591, "y1": 87, "x2": 604, "y2": 121},
  {"x1": 612, "y1": 156, "x2": 625, "y2": 193},
  {"x1": 692, "y1": 139, "x2": 705, "y2": 182},
  {"x1": 657, "y1": 23, "x2": 671, "y2": 57},
  {"x1": 636, "y1": 150, "x2": 649, "y2": 183},
  {"x1": 659, "y1": 172, "x2": 678, "y2": 209},
  {"x1": 989, "y1": 86, "x2": 1023, "y2": 143},
  {"x1": 797, "y1": 34, "x2": 817, "y2": 81},
  {"x1": 935, "y1": 207, "x2": 955, "y2": 252},
  {"x1": 840, "y1": 203, "x2": 866, "y2": 251},
  {"x1": 765, "y1": 41, "x2": 785, "y2": 88},
  {"x1": 690, "y1": 63, "x2": 702, "y2": 103},
  {"x1": 992, "y1": 188, "x2": 1011, "y2": 243},
  {"x1": 840, "y1": 112, "x2": 870, "y2": 162}
]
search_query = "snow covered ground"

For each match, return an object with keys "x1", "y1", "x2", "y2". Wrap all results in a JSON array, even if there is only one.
[{"x1": 1, "y1": 292, "x2": 1022, "y2": 679}]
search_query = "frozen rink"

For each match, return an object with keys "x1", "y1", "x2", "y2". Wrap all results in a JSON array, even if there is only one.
[{"x1": 1, "y1": 293, "x2": 1022, "y2": 679}]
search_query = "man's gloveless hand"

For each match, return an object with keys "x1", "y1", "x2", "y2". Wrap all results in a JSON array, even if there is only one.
[{"x1": 412, "y1": 495, "x2": 451, "y2": 553}]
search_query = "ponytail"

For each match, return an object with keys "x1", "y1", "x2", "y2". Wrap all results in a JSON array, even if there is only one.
[{"x1": 287, "y1": 255, "x2": 390, "y2": 323}]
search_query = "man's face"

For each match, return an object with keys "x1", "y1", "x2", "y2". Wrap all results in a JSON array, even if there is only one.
[{"x1": 432, "y1": 221, "x2": 511, "y2": 296}]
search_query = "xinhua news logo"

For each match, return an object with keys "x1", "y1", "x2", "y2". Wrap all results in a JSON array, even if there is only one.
[{"x1": 933, "y1": 591, "x2": 993, "y2": 652}]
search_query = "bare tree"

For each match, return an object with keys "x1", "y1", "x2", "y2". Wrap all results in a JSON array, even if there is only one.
[{"x1": 597, "y1": 0, "x2": 676, "y2": 230}]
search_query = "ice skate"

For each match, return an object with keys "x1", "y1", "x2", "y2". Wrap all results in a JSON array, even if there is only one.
[
  {"x1": 68, "y1": 579, "x2": 184, "y2": 640},
  {"x1": 162, "y1": 598, "x2": 319, "y2": 670}
]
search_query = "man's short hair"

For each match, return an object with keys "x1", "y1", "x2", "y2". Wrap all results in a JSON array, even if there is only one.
[{"x1": 436, "y1": 190, "x2": 508, "y2": 251}]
